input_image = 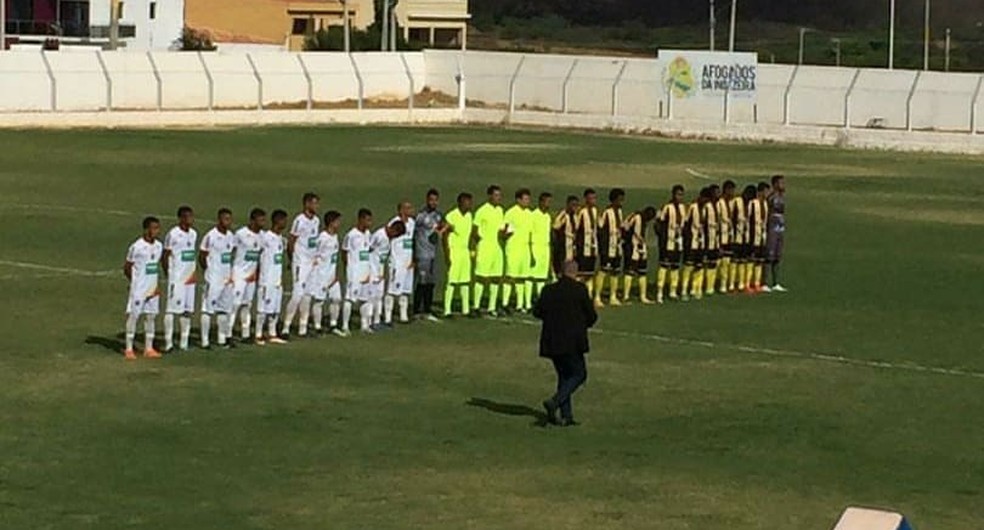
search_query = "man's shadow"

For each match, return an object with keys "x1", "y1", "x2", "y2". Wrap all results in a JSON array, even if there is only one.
[
  {"x1": 467, "y1": 397, "x2": 550, "y2": 428},
  {"x1": 85, "y1": 333, "x2": 126, "y2": 354}
]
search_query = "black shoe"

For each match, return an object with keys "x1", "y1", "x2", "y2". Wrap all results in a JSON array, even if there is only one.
[
  {"x1": 542, "y1": 399, "x2": 559, "y2": 425},
  {"x1": 560, "y1": 418, "x2": 579, "y2": 427},
  {"x1": 279, "y1": 332, "x2": 291, "y2": 341},
  {"x1": 163, "y1": 346, "x2": 175, "y2": 355}
]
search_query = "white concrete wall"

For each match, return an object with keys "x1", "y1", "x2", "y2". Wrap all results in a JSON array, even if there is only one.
[
  {"x1": 421, "y1": 50, "x2": 461, "y2": 97},
  {"x1": 149, "y1": 51, "x2": 210, "y2": 109},
  {"x1": 788, "y1": 66, "x2": 856, "y2": 126},
  {"x1": 250, "y1": 52, "x2": 309, "y2": 107},
  {"x1": 910, "y1": 71, "x2": 980, "y2": 132},
  {"x1": 298, "y1": 53, "x2": 360, "y2": 104},
  {"x1": 351, "y1": 52, "x2": 412, "y2": 101},
  {"x1": 102, "y1": 51, "x2": 159, "y2": 109},
  {"x1": 202, "y1": 52, "x2": 259, "y2": 109},
  {"x1": 850, "y1": 69, "x2": 917, "y2": 129},
  {"x1": 45, "y1": 50, "x2": 107, "y2": 111},
  {"x1": 0, "y1": 52, "x2": 50, "y2": 112}
]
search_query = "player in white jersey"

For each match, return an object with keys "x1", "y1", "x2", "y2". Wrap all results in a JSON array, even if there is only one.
[
  {"x1": 281, "y1": 192, "x2": 321, "y2": 338},
  {"x1": 385, "y1": 201, "x2": 416, "y2": 325},
  {"x1": 199, "y1": 208, "x2": 236, "y2": 349},
  {"x1": 340, "y1": 208, "x2": 374, "y2": 336},
  {"x1": 255, "y1": 210, "x2": 289, "y2": 346},
  {"x1": 368, "y1": 220, "x2": 407, "y2": 329},
  {"x1": 123, "y1": 216, "x2": 164, "y2": 360},
  {"x1": 161, "y1": 206, "x2": 197, "y2": 353},
  {"x1": 229, "y1": 208, "x2": 266, "y2": 343},
  {"x1": 307, "y1": 211, "x2": 343, "y2": 336}
]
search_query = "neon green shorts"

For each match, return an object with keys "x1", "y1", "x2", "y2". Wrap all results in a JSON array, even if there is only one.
[
  {"x1": 474, "y1": 242, "x2": 504, "y2": 277},
  {"x1": 505, "y1": 247, "x2": 531, "y2": 278},
  {"x1": 531, "y1": 245, "x2": 551, "y2": 280},
  {"x1": 447, "y1": 249, "x2": 472, "y2": 284}
]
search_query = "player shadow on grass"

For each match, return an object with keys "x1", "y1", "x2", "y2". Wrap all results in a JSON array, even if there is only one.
[
  {"x1": 85, "y1": 334, "x2": 126, "y2": 353},
  {"x1": 467, "y1": 398, "x2": 551, "y2": 428}
]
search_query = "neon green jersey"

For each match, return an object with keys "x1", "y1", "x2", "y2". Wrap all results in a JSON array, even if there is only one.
[
  {"x1": 504, "y1": 205, "x2": 532, "y2": 253},
  {"x1": 445, "y1": 208, "x2": 473, "y2": 252},
  {"x1": 474, "y1": 203, "x2": 505, "y2": 246},
  {"x1": 531, "y1": 209, "x2": 552, "y2": 247}
]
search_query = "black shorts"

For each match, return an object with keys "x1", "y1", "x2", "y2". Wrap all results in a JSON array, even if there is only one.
[
  {"x1": 684, "y1": 247, "x2": 704, "y2": 267},
  {"x1": 624, "y1": 257, "x2": 648, "y2": 276},
  {"x1": 734, "y1": 243, "x2": 751, "y2": 262},
  {"x1": 721, "y1": 243, "x2": 736, "y2": 258},
  {"x1": 576, "y1": 255, "x2": 597, "y2": 275},
  {"x1": 658, "y1": 249, "x2": 682, "y2": 268},
  {"x1": 599, "y1": 253, "x2": 622, "y2": 273},
  {"x1": 752, "y1": 245, "x2": 767, "y2": 262},
  {"x1": 705, "y1": 249, "x2": 721, "y2": 266}
]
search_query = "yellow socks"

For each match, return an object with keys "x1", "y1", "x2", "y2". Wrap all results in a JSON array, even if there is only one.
[
  {"x1": 681, "y1": 265, "x2": 694, "y2": 298},
  {"x1": 473, "y1": 283, "x2": 485, "y2": 311},
  {"x1": 705, "y1": 267, "x2": 717, "y2": 295},
  {"x1": 585, "y1": 276, "x2": 594, "y2": 298},
  {"x1": 609, "y1": 275, "x2": 620, "y2": 304},
  {"x1": 691, "y1": 269, "x2": 704, "y2": 298},
  {"x1": 753, "y1": 264, "x2": 763, "y2": 289},
  {"x1": 593, "y1": 272, "x2": 606, "y2": 302},
  {"x1": 669, "y1": 269, "x2": 680, "y2": 298},
  {"x1": 622, "y1": 275, "x2": 632, "y2": 300},
  {"x1": 639, "y1": 276, "x2": 653, "y2": 303},
  {"x1": 744, "y1": 263, "x2": 754, "y2": 290},
  {"x1": 488, "y1": 284, "x2": 499, "y2": 313},
  {"x1": 657, "y1": 267, "x2": 667, "y2": 300}
]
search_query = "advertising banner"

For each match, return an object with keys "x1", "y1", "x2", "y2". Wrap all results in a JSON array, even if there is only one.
[{"x1": 658, "y1": 50, "x2": 758, "y2": 100}]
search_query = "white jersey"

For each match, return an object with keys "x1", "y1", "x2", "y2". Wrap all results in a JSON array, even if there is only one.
[
  {"x1": 200, "y1": 227, "x2": 235, "y2": 286},
  {"x1": 312, "y1": 231, "x2": 341, "y2": 285},
  {"x1": 343, "y1": 227, "x2": 372, "y2": 285},
  {"x1": 290, "y1": 213, "x2": 320, "y2": 264},
  {"x1": 369, "y1": 227, "x2": 391, "y2": 278},
  {"x1": 258, "y1": 230, "x2": 286, "y2": 288},
  {"x1": 127, "y1": 237, "x2": 163, "y2": 301},
  {"x1": 164, "y1": 226, "x2": 197, "y2": 286},
  {"x1": 232, "y1": 226, "x2": 262, "y2": 283},
  {"x1": 388, "y1": 216, "x2": 415, "y2": 269}
]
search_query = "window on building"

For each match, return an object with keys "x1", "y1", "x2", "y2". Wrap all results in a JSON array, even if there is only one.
[
  {"x1": 149, "y1": 2, "x2": 156, "y2": 19},
  {"x1": 291, "y1": 18, "x2": 309, "y2": 35}
]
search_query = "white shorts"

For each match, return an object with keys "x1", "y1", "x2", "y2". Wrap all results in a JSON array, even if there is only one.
[
  {"x1": 234, "y1": 280, "x2": 257, "y2": 309},
  {"x1": 367, "y1": 279, "x2": 385, "y2": 301},
  {"x1": 346, "y1": 278, "x2": 369, "y2": 303},
  {"x1": 310, "y1": 280, "x2": 342, "y2": 303},
  {"x1": 202, "y1": 280, "x2": 234, "y2": 314},
  {"x1": 387, "y1": 264, "x2": 414, "y2": 296},
  {"x1": 126, "y1": 291, "x2": 160, "y2": 315},
  {"x1": 292, "y1": 260, "x2": 315, "y2": 293},
  {"x1": 257, "y1": 285, "x2": 283, "y2": 315},
  {"x1": 166, "y1": 282, "x2": 196, "y2": 314}
]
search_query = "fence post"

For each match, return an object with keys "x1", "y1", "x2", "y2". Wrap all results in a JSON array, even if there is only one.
[
  {"x1": 147, "y1": 51, "x2": 162, "y2": 111},
  {"x1": 969, "y1": 74, "x2": 983, "y2": 135},
  {"x1": 455, "y1": 52, "x2": 466, "y2": 114},
  {"x1": 348, "y1": 53, "x2": 364, "y2": 111},
  {"x1": 905, "y1": 70, "x2": 922, "y2": 131},
  {"x1": 296, "y1": 54, "x2": 313, "y2": 110},
  {"x1": 508, "y1": 55, "x2": 526, "y2": 118},
  {"x1": 95, "y1": 49, "x2": 112, "y2": 112},
  {"x1": 399, "y1": 52, "x2": 415, "y2": 115},
  {"x1": 245, "y1": 53, "x2": 263, "y2": 111},
  {"x1": 723, "y1": 84, "x2": 731, "y2": 123},
  {"x1": 561, "y1": 58, "x2": 578, "y2": 114},
  {"x1": 782, "y1": 65, "x2": 800, "y2": 125},
  {"x1": 40, "y1": 50, "x2": 56, "y2": 111},
  {"x1": 666, "y1": 82, "x2": 673, "y2": 121},
  {"x1": 611, "y1": 60, "x2": 628, "y2": 118},
  {"x1": 196, "y1": 51, "x2": 213, "y2": 111},
  {"x1": 843, "y1": 68, "x2": 862, "y2": 129}
]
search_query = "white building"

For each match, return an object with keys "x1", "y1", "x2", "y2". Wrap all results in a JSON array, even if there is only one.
[{"x1": 88, "y1": 0, "x2": 184, "y2": 50}]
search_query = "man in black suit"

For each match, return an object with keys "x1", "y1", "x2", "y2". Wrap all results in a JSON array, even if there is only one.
[{"x1": 533, "y1": 260, "x2": 598, "y2": 426}]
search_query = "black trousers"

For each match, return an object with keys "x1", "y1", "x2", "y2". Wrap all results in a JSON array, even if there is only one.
[{"x1": 550, "y1": 354, "x2": 588, "y2": 420}]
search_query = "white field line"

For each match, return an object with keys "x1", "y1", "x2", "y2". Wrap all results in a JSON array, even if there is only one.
[
  {"x1": 500, "y1": 317, "x2": 984, "y2": 381},
  {"x1": 0, "y1": 260, "x2": 117, "y2": 280},
  {"x1": 1, "y1": 203, "x2": 137, "y2": 217},
  {"x1": 685, "y1": 167, "x2": 717, "y2": 181}
]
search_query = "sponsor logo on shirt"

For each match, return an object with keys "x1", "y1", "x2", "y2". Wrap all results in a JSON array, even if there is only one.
[
  {"x1": 221, "y1": 252, "x2": 233, "y2": 264},
  {"x1": 307, "y1": 237, "x2": 318, "y2": 249},
  {"x1": 245, "y1": 250, "x2": 261, "y2": 262},
  {"x1": 402, "y1": 238, "x2": 413, "y2": 250},
  {"x1": 359, "y1": 250, "x2": 370, "y2": 261},
  {"x1": 180, "y1": 250, "x2": 196, "y2": 262},
  {"x1": 274, "y1": 253, "x2": 284, "y2": 265},
  {"x1": 145, "y1": 262, "x2": 160, "y2": 275}
]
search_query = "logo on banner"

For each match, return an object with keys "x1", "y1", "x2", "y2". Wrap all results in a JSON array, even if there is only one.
[{"x1": 665, "y1": 56, "x2": 697, "y2": 99}]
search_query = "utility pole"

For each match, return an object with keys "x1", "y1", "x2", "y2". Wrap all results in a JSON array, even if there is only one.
[
  {"x1": 1, "y1": 0, "x2": 6, "y2": 52},
  {"x1": 728, "y1": 0, "x2": 737, "y2": 52},
  {"x1": 888, "y1": 0, "x2": 896, "y2": 69},
  {"x1": 381, "y1": 0, "x2": 390, "y2": 51},
  {"x1": 343, "y1": 0, "x2": 350, "y2": 52},
  {"x1": 709, "y1": 0, "x2": 716, "y2": 51},
  {"x1": 923, "y1": 0, "x2": 930, "y2": 70},
  {"x1": 798, "y1": 27, "x2": 811, "y2": 65},
  {"x1": 832, "y1": 38, "x2": 842, "y2": 67},
  {"x1": 390, "y1": 8, "x2": 396, "y2": 51},
  {"x1": 109, "y1": 0, "x2": 121, "y2": 50},
  {"x1": 944, "y1": 28, "x2": 951, "y2": 72}
]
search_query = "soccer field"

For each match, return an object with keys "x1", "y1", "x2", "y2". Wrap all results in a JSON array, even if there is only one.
[{"x1": 1, "y1": 125, "x2": 982, "y2": 529}]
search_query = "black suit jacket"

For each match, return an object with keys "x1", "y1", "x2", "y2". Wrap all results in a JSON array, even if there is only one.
[{"x1": 533, "y1": 277, "x2": 598, "y2": 358}]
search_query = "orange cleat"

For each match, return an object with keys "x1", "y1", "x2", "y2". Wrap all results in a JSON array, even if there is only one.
[
  {"x1": 143, "y1": 348, "x2": 162, "y2": 359},
  {"x1": 123, "y1": 349, "x2": 137, "y2": 361}
]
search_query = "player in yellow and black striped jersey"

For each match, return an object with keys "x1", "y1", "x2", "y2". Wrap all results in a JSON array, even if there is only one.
[
  {"x1": 716, "y1": 180, "x2": 736, "y2": 293},
  {"x1": 681, "y1": 192, "x2": 704, "y2": 301},
  {"x1": 620, "y1": 206, "x2": 657, "y2": 304},
  {"x1": 701, "y1": 185, "x2": 721, "y2": 296},
  {"x1": 574, "y1": 188, "x2": 600, "y2": 300},
  {"x1": 655, "y1": 184, "x2": 687, "y2": 303},
  {"x1": 747, "y1": 181, "x2": 771, "y2": 293},
  {"x1": 596, "y1": 188, "x2": 625, "y2": 307},
  {"x1": 728, "y1": 185, "x2": 751, "y2": 292},
  {"x1": 552, "y1": 195, "x2": 579, "y2": 277}
]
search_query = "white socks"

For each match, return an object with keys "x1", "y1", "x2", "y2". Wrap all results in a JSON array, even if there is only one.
[
  {"x1": 360, "y1": 302, "x2": 373, "y2": 331},
  {"x1": 298, "y1": 295, "x2": 312, "y2": 335},
  {"x1": 384, "y1": 295, "x2": 395, "y2": 324},
  {"x1": 179, "y1": 316, "x2": 191, "y2": 350},
  {"x1": 144, "y1": 318, "x2": 155, "y2": 351},
  {"x1": 125, "y1": 312, "x2": 139, "y2": 351},
  {"x1": 398, "y1": 295, "x2": 409, "y2": 322},
  {"x1": 239, "y1": 306, "x2": 251, "y2": 340},
  {"x1": 164, "y1": 314, "x2": 174, "y2": 350},
  {"x1": 328, "y1": 301, "x2": 340, "y2": 328},
  {"x1": 372, "y1": 299, "x2": 383, "y2": 326},
  {"x1": 255, "y1": 313, "x2": 266, "y2": 339},
  {"x1": 341, "y1": 301, "x2": 353, "y2": 332},
  {"x1": 311, "y1": 302, "x2": 324, "y2": 331},
  {"x1": 216, "y1": 314, "x2": 229, "y2": 345},
  {"x1": 200, "y1": 314, "x2": 211, "y2": 347}
]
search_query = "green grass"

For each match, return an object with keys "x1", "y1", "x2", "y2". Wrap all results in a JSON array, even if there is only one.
[{"x1": 1, "y1": 126, "x2": 983, "y2": 529}]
